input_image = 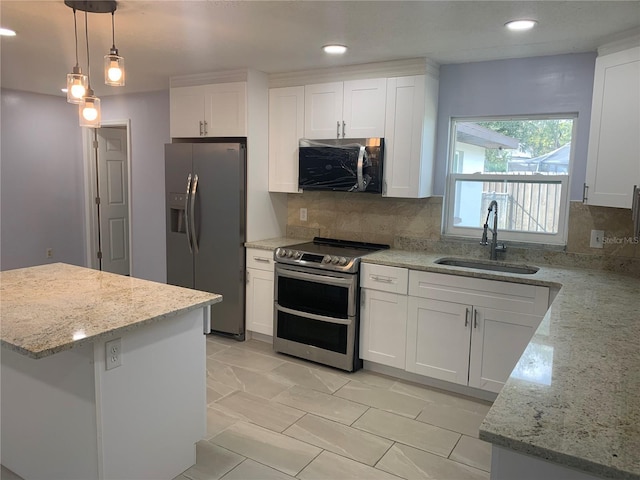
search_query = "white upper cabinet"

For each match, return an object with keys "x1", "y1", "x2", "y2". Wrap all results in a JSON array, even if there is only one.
[
  {"x1": 384, "y1": 74, "x2": 439, "y2": 198},
  {"x1": 585, "y1": 45, "x2": 640, "y2": 208},
  {"x1": 304, "y1": 79, "x2": 386, "y2": 139},
  {"x1": 268, "y1": 86, "x2": 304, "y2": 193},
  {"x1": 170, "y1": 82, "x2": 247, "y2": 138}
]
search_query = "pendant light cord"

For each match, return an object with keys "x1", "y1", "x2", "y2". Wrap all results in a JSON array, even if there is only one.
[
  {"x1": 73, "y1": 8, "x2": 80, "y2": 67},
  {"x1": 84, "y1": 10, "x2": 91, "y2": 87},
  {"x1": 111, "y1": 12, "x2": 116, "y2": 50}
]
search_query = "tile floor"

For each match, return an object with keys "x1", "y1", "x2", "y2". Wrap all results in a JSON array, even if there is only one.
[
  {"x1": 178, "y1": 335, "x2": 493, "y2": 480},
  {"x1": 0, "y1": 335, "x2": 493, "y2": 480}
]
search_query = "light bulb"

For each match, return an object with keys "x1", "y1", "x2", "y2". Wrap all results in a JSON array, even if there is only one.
[
  {"x1": 108, "y1": 62, "x2": 122, "y2": 82},
  {"x1": 70, "y1": 82, "x2": 86, "y2": 100},
  {"x1": 83, "y1": 104, "x2": 98, "y2": 121}
]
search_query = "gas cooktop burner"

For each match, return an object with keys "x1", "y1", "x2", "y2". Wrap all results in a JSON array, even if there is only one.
[{"x1": 274, "y1": 237, "x2": 389, "y2": 273}]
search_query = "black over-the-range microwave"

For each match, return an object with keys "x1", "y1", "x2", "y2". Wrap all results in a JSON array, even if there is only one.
[{"x1": 298, "y1": 138, "x2": 384, "y2": 193}]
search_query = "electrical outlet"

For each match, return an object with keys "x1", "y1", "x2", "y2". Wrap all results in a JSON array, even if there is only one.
[
  {"x1": 300, "y1": 208, "x2": 308, "y2": 222},
  {"x1": 590, "y1": 230, "x2": 604, "y2": 249},
  {"x1": 46, "y1": 248, "x2": 53, "y2": 258},
  {"x1": 105, "y1": 338, "x2": 122, "y2": 370}
]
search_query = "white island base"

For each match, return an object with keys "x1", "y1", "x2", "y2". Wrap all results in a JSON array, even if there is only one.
[{"x1": 1, "y1": 307, "x2": 207, "y2": 480}]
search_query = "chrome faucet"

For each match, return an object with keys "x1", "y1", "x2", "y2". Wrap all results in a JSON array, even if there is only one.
[{"x1": 481, "y1": 200, "x2": 506, "y2": 260}]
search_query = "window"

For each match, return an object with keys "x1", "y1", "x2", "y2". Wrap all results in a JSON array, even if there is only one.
[{"x1": 444, "y1": 116, "x2": 575, "y2": 245}]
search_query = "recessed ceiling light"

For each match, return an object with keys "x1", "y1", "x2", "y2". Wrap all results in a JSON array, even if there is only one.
[
  {"x1": 0, "y1": 27, "x2": 17, "y2": 37},
  {"x1": 505, "y1": 20, "x2": 538, "y2": 31},
  {"x1": 323, "y1": 44, "x2": 348, "y2": 55}
]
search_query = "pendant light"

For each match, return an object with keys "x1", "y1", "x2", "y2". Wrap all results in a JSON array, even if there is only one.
[
  {"x1": 79, "y1": 10, "x2": 101, "y2": 128},
  {"x1": 66, "y1": 8, "x2": 88, "y2": 104},
  {"x1": 104, "y1": 10, "x2": 125, "y2": 86}
]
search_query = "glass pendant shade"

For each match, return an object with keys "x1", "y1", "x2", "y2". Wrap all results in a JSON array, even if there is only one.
[
  {"x1": 79, "y1": 89, "x2": 101, "y2": 128},
  {"x1": 67, "y1": 66, "x2": 88, "y2": 104},
  {"x1": 104, "y1": 49, "x2": 125, "y2": 86}
]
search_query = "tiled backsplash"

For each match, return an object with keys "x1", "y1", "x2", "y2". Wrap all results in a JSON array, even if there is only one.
[{"x1": 286, "y1": 192, "x2": 640, "y2": 275}]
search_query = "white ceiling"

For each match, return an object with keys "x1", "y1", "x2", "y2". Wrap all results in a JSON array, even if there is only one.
[{"x1": 2, "y1": 1, "x2": 639, "y2": 98}]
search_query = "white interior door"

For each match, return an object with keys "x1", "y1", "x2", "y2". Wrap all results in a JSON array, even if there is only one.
[{"x1": 97, "y1": 127, "x2": 130, "y2": 276}]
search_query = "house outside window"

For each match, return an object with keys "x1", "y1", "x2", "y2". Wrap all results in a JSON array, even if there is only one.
[{"x1": 444, "y1": 116, "x2": 576, "y2": 245}]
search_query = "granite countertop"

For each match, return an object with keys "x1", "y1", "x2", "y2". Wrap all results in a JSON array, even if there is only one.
[
  {"x1": 245, "y1": 237, "x2": 306, "y2": 251},
  {"x1": 363, "y1": 249, "x2": 640, "y2": 480},
  {"x1": 0, "y1": 263, "x2": 222, "y2": 359}
]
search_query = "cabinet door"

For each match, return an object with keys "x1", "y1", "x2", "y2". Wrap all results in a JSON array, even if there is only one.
[
  {"x1": 170, "y1": 86, "x2": 206, "y2": 138},
  {"x1": 245, "y1": 268, "x2": 274, "y2": 336},
  {"x1": 203, "y1": 82, "x2": 247, "y2": 137},
  {"x1": 342, "y1": 78, "x2": 386, "y2": 138},
  {"x1": 359, "y1": 288, "x2": 408, "y2": 369},
  {"x1": 384, "y1": 75, "x2": 426, "y2": 198},
  {"x1": 269, "y1": 86, "x2": 304, "y2": 193},
  {"x1": 384, "y1": 74, "x2": 438, "y2": 198},
  {"x1": 304, "y1": 82, "x2": 343, "y2": 139},
  {"x1": 468, "y1": 307, "x2": 543, "y2": 393},
  {"x1": 406, "y1": 297, "x2": 471, "y2": 385},
  {"x1": 585, "y1": 46, "x2": 640, "y2": 208}
]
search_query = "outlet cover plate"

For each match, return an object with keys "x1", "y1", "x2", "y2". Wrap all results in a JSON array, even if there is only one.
[
  {"x1": 590, "y1": 230, "x2": 604, "y2": 249},
  {"x1": 105, "y1": 338, "x2": 122, "y2": 370}
]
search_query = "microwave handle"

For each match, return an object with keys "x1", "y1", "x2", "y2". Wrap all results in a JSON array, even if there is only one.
[{"x1": 357, "y1": 145, "x2": 366, "y2": 191}]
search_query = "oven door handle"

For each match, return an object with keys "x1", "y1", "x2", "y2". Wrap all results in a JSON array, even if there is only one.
[
  {"x1": 276, "y1": 267, "x2": 355, "y2": 288},
  {"x1": 276, "y1": 304, "x2": 352, "y2": 326}
]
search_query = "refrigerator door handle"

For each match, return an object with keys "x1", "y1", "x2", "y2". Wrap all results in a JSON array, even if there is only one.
[
  {"x1": 185, "y1": 173, "x2": 193, "y2": 254},
  {"x1": 190, "y1": 173, "x2": 199, "y2": 254}
]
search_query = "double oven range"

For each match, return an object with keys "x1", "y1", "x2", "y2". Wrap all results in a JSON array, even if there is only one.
[{"x1": 273, "y1": 237, "x2": 389, "y2": 371}]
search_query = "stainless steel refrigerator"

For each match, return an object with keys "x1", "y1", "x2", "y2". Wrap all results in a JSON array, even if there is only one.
[{"x1": 165, "y1": 142, "x2": 246, "y2": 339}]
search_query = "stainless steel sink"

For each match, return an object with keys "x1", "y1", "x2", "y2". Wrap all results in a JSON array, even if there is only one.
[{"x1": 434, "y1": 257, "x2": 539, "y2": 275}]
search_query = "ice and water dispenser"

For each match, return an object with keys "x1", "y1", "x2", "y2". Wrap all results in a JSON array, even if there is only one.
[{"x1": 168, "y1": 193, "x2": 187, "y2": 234}]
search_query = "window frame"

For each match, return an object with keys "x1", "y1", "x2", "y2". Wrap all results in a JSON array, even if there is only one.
[{"x1": 443, "y1": 115, "x2": 577, "y2": 246}]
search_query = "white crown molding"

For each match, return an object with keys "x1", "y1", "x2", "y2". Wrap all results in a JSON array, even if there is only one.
[
  {"x1": 268, "y1": 58, "x2": 439, "y2": 88},
  {"x1": 169, "y1": 69, "x2": 249, "y2": 88},
  {"x1": 597, "y1": 27, "x2": 640, "y2": 56}
]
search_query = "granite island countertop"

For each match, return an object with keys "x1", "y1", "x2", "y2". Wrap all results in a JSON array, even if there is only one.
[
  {"x1": 0, "y1": 263, "x2": 222, "y2": 359},
  {"x1": 362, "y1": 249, "x2": 640, "y2": 480}
]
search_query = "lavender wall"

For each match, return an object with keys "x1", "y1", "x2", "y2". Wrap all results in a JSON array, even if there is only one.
[
  {"x1": 101, "y1": 90, "x2": 170, "y2": 283},
  {"x1": 434, "y1": 52, "x2": 597, "y2": 200},
  {"x1": 0, "y1": 89, "x2": 170, "y2": 283},
  {"x1": 0, "y1": 89, "x2": 85, "y2": 270}
]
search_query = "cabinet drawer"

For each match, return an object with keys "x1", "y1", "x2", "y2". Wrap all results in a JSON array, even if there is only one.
[
  {"x1": 409, "y1": 271, "x2": 548, "y2": 316},
  {"x1": 246, "y1": 248, "x2": 275, "y2": 272},
  {"x1": 361, "y1": 263, "x2": 408, "y2": 294}
]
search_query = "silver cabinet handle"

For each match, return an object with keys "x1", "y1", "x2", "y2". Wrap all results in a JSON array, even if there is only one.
[
  {"x1": 474, "y1": 309, "x2": 479, "y2": 329},
  {"x1": 190, "y1": 174, "x2": 199, "y2": 254},
  {"x1": 204, "y1": 120, "x2": 208, "y2": 136},
  {"x1": 633, "y1": 185, "x2": 640, "y2": 238},
  {"x1": 185, "y1": 174, "x2": 193, "y2": 254},
  {"x1": 199, "y1": 121, "x2": 204, "y2": 136},
  {"x1": 253, "y1": 257, "x2": 270, "y2": 263},
  {"x1": 246, "y1": 270, "x2": 250, "y2": 284},
  {"x1": 342, "y1": 121, "x2": 346, "y2": 138},
  {"x1": 465, "y1": 307, "x2": 470, "y2": 327},
  {"x1": 336, "y1": 121, "x2": 340, "y2": 139},
  {"x1": 371, "y1": 275, "x2": 393, "y2": 284},
  {"x1": 583, "y1": 183, "x2": 589, "y2": 203},
  {"x1": 360, "y1": 289, "x2": 365, "y2": 305}
]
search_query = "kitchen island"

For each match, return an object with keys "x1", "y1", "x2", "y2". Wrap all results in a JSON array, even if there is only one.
[{"x1": 0, "y1": 263, "x2": 222, "y2": 480}]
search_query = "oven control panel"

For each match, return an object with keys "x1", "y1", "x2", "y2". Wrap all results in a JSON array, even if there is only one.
[{"x1": 275, "y1": 248, "x2": 357, "y2": 272}]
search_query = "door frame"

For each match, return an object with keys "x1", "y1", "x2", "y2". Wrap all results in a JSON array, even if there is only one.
[{"x1": 82, "y1": 119, "x2": 133, "y2": 274}]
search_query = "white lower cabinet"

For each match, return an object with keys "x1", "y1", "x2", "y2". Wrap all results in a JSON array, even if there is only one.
[
  {"x1": 406, "y1": 297, "x2": 470, "y2": 384},
  {"x1": 406, "y1": 271, "x2": 549, "y2": 394},
  {"x1": 359, "y1": 264, "x2": 409, "y2": 369},
  {"x1": 361, "y1": 264, "x2": 550, "y2": 394},
  {"x1": 245, "y1": 248, "x2": 275, "y2": 336}
]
